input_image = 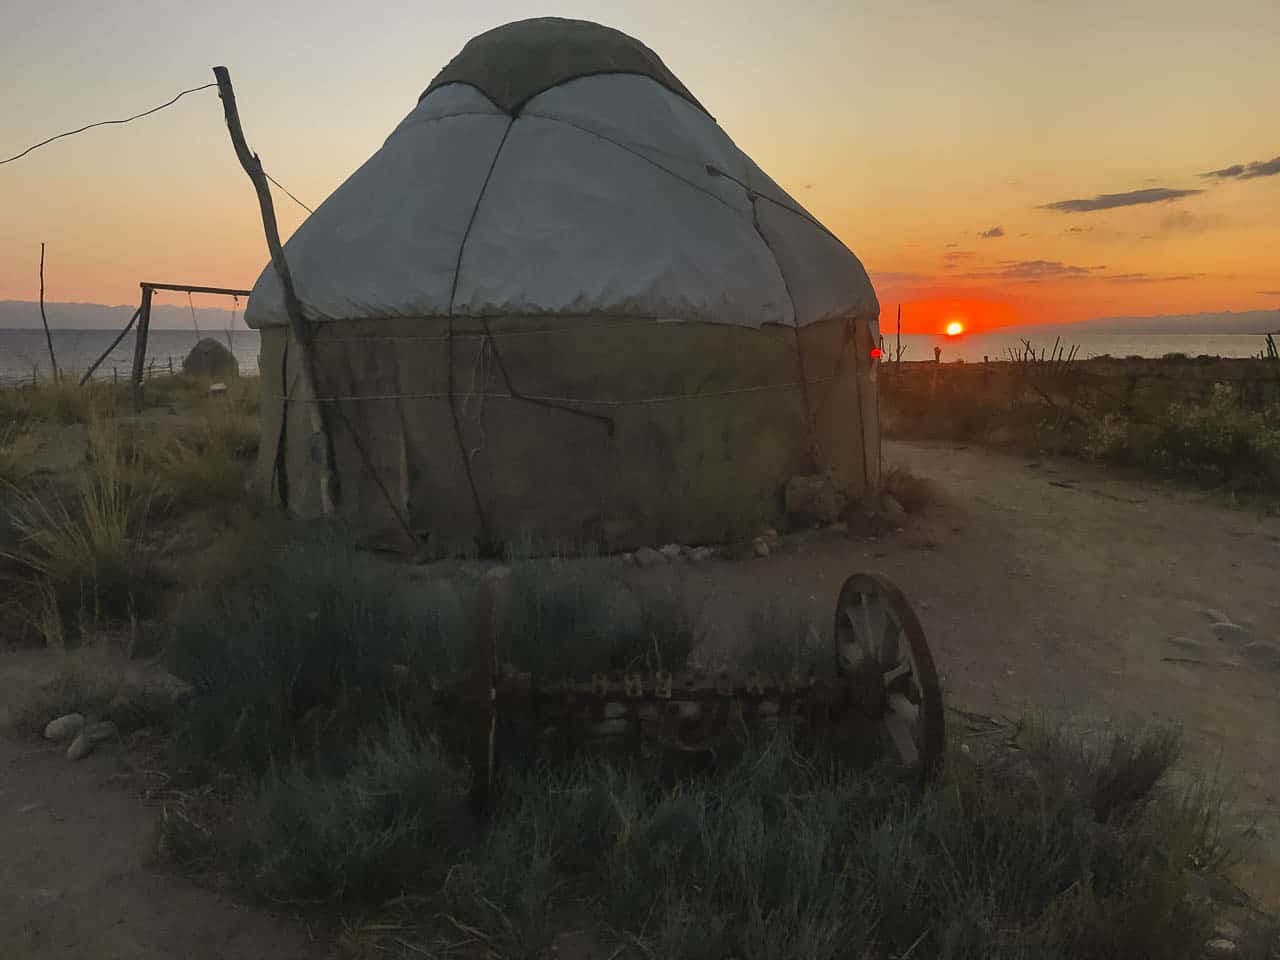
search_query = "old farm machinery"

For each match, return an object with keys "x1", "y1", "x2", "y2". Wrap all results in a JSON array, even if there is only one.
[{"x1": 442, "y1": 571, "x2": 945, "y2": 814}]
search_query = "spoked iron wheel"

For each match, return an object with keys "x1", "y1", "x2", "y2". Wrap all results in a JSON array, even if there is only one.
[{"x1": 833, "y1": 573, "x2": 945, "y2": 780}]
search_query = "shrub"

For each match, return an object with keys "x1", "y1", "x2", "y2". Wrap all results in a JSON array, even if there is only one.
[
  {"x1": 498, "y1": 559, "x2": 700, "y2": 678},
  {"x1": 0, "y1": 420, "x2": 156, "y2": 645},
  {"x1": 426, "y1": 723, "x2": 1218, "y2": 960},
  {"x1": 166, "y1": 535, "x2": 468, "y2": 778},
  {"x1": 215, "y1": 719, "x2": 469, "y2": 905},
  {"x1": 1088, "y1": 383, "x2": 1280, "y2": 495}
]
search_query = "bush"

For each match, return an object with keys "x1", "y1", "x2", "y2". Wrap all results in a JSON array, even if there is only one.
[
  {"x1": 1, "y1": 420, "x2": 156, "y2": 645},
  {"x1": 419, "y1": 724, "x2": 1219, "y2": 960},
  {"x1": 215, "y1": 719, "x2": 468, "y2": 905},
  {"x1": 498, "y1": 559, "x2": 700, "y2": 678},
  {"x1": 1088, "y1": 383, "x2": 1280, "y2": 495},
  {"x1": 166, "y1": 535, "x2": 468, "y2": 778}
]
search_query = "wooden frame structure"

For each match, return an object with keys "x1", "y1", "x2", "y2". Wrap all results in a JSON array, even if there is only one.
[{"x1": 80, "y1": 281, "x2": 251, "y2": 408}]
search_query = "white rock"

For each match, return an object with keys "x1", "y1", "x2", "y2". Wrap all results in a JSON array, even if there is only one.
[
  {"x1": 633, "y1": 547, "x2": 667, "y2": 568},
  {"x1": 752, "y1": 537, "x2": 771, "y2": 558},
  {"x1": 659, "y1": 544, "x2": 683, "y2": 560},
  {"x1": 1204, "y1": 938, "x2": 1237, "y2": 958},
  {"x1": 689, "y1": 546, "x2": 714, "y2": 563},
  {"x1": 65, "y1": 721, "x2": 118, "y2": 761},
  {"x1": 43, "y1": 713, "x2": 86, "y2": 742},
  {"x1": 758, "y1": 526, "x2": 779, "y2": 542},
  {"x1": 208, "y1": 382, "x2": 228, "y2": 396}
]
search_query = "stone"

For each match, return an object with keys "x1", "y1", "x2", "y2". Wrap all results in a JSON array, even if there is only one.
[
  {"x1": 208, "y1": 382, "x2": 228, "y2": 397},
  {"x1": 784, "y1": 474, "x2": 847, "y2": 524},
  {"x1": 881, "y1": 494, "x2": 906, "y2": 518},
  {"x1": 633, "y1": 547, "x2": 667, "y2": 568},
  {"x1": 1165, "y1": 636, "x2": 1203, "y2": 654},
  {"x1": 1203, "y1": 938, "x2": 1237, "y2": 958},
  {"x1": 758, "y1": 526, "x2": 779, "y2": 542},
  {"x1": 1201, "y1": 608, "x2": 1231, "y2": 624},
  {"x1": 689, "y1": 546, "x2": 714, "y2": 563},
  {"x1": 752, "y1": 537, "x2": 770, "y2": 558},
  {"x1": 43, "y1": 713, "x2": 86, "y2": 742},
  {"x1": 66, "y1": 720, "x2": 118, "y2": 761},
  {"x1": 181, "y1": 337, "x2": 239, "y2": 379},
  {"x1": 1210, "y1": 622, "x2": 1249, "y2": 644},
  {"x1": 659, "y1": 544, "x2": 683, "y2": 561}
]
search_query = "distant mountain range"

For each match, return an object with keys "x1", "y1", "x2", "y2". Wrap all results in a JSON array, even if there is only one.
[
  {"x1": 1, "y1": 301, "x2": 1277, "y2": 335},
  {"x1": 0, "y1": 300, "x2": 241, "y2": 331},
  {"x1": 1010, "y1": 309, "x2": 1280, "y2": 336}
]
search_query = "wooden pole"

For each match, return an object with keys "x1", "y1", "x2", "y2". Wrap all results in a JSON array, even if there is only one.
[
  {"x1": 81, "y1": 303, "x2": 141, "y2": 385},
  {"x1": 131, "y1": 285, "x2": 153, "y2": 411},
  {"x1": 213, "y1": 65, "x2": 336, "y2": 515},
  {"x1": 38, "y1": 243, "x2": 60, "y2": 383},
  {"x1": 896, "y1": 303, "x2": 902, "y2": 364}
]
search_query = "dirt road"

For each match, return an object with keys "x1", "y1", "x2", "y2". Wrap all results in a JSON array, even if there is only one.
[{"x1": 0, "y1": 735, "x2": 315, "y2": 960}]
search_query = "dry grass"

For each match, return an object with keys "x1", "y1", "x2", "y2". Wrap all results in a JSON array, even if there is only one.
[{"x1": 1, "y1": 418, "x2": 155, "y2": 645}]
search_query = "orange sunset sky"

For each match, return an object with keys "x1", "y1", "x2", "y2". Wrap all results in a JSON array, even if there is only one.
[{"x1": 1, "y1": 0, "x2": 1277, "y2": 334}]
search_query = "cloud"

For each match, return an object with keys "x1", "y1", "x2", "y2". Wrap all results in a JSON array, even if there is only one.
[
  {"x1": 1260, "y1": 290, "x2": 1280, "y2": 296},
  {"x1": 1040, "y1": 187, "x2": 1202, "y2": 213},
  {"x1": 957, "y1": 259, "x2": 1203, "y2": 284},
  {"x1": 943, "y1": 250, "x2": 976, "y2": 265},
  {"x1": 1160, "y1": 210, "x2": 1230, "y2": 233},
  {"x1": 944, "y1": 242, "x2": 960, "y2": 248},
  {"x1": 1200, "y1": 155, "x2": 1280, "y2": 180},
  {"x1": 1065, "y1": 226, "x2": 1090, "y2": 233},
  {"x1": 979, "y1": 226, "x2": 1005, "y2": 238}
]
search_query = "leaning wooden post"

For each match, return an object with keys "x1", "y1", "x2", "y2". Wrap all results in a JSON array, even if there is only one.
[
  {"x1": 131, "y1": 284, "x2": 153, "y2": 411},
  {"x1": 39, "y1": 243, "x2": 60, "y2": 384},
  {"x1": 213, "y1": 65, "x2": 336, "y2": 515}
]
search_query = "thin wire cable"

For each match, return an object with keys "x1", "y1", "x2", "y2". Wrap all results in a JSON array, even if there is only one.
[
  {"x1": 264, "y1": 171, "x2": 314, "y2": 214},
  {"x1": 1, "y1": 83, "x2": 217, "y2": 166}
]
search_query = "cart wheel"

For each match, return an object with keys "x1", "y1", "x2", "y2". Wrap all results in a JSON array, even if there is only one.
[{"x1": 833, "y1": 572, "x2": 945, "y2": 780}]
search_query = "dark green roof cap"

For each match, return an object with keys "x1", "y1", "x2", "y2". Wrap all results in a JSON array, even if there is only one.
[{"x1": 420, "y1": 17, "x2": 709, "y2": 116}]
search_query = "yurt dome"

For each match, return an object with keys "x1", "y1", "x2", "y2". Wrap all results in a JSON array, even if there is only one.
[{"x1": 246, "y1": 17, "x2": 882, "y2": 554}]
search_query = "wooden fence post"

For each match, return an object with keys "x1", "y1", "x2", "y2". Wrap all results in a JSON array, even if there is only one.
[
  {"x1": 131, "y1": 285, "x2": 153, "y2": 411},
  {"x1": 213, "y1": 65, "x2": 337, "y2": 515}
]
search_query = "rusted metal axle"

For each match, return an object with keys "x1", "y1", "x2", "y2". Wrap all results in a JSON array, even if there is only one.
[{"x1": 449, "y1": 569, "x2": 945, "y2": 815}]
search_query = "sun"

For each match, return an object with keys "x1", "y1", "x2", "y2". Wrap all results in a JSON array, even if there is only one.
[{"x1": 945, "y1": 320, "x2": 965, "y2": 337}]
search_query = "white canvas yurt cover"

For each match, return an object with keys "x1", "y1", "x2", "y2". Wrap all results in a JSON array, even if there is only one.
[{"x1": 246, "y1": 17, "x2": 882, "y2": 553}]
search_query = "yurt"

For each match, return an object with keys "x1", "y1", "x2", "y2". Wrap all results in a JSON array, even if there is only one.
[{"x1": 245, "y1": 17, "x2": 881, "y2": 554}]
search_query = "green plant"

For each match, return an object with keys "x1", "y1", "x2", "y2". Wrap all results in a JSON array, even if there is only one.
[
  {"x1": 165, "y1": 535, "x2": 468, "y2": 778},
  {"x1": 211, "y1": 719, "x2": 469, "y2": 905},
  {"x1": 1, "y1": 420, "x2": 155, "y2": 645},
  {"x1": 498, "y1": 559, "x2": 700, "y2": 679},
  {"x1": 1088, "y1": 384, "x2": 1280, "y2": 495}
]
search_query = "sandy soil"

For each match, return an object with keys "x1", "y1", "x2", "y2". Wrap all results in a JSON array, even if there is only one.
[
  {"x1": 2, "y1": 438, "x2": 1278, "y2": 954},
  {"x1": 0, "y1": 735, "x2": 316, "y2": 959}
]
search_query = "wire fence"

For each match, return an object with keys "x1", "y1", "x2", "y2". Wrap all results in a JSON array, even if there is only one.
[{"x1": 0, "y1": 355, "x2": 190, "y2": 390}]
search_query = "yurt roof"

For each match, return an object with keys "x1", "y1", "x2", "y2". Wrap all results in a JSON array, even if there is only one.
[
  {"x1": 245, "y1": 18, "x2": 878, "y2": 332},
  {"x1": 419, "y1": 17, "x2": 708, "y2": 117}
]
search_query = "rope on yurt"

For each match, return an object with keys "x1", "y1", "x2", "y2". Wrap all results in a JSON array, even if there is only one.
[
  {"x1": 274, "y1": 375, "x2": 839, "y2": 406},
  {"x1": 445, "y1": 119, "x2": 517, "y2": 548},
  {"x1": 742, "y1": 191, "x2": 823, "y2": 471}
]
